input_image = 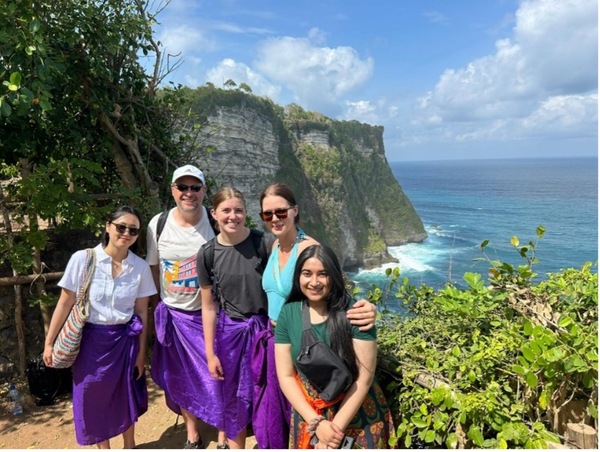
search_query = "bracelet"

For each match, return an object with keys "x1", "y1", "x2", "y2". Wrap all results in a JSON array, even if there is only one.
[{"x1": 307, "y1": 416, "x2": 325, "y2": 436}]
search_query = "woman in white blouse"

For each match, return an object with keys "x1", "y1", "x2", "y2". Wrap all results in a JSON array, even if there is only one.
[{"x1": 44, "y1": 206, "x2": 157, "y2": 449}]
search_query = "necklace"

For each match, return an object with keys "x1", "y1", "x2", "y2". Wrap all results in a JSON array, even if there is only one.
[
  {"x1": 278, "y1": 240, "x2": 295, "y2": 252},
  {"x1": 278, "y1": 228, "x2": 307, "y2": 253}
]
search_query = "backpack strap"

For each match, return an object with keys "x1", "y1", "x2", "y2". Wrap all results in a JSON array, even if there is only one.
[
  {"x1": 156, "y1": 207, "x2": 218, "y2": 243},
  {"x1": 249, "y1": 229, "x2": 274, "y2": 274},
  {"x1": 155, "y1": 210, "x2": 169, "y2": 242},
  {"x1": 199, "y1": 229, "x2": 273, "y2": 308}
]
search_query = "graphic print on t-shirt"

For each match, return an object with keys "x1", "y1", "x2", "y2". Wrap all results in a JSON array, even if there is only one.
[{"x1": 162, "y1": 254, "x2": 199, "y2": 294}]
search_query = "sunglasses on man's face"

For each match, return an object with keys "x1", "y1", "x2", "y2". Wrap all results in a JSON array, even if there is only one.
[
  {"x1": 259, "y1": 206, "x2": 295, "y2": 222},
  {"x1": 110, "y1": 222, "x2": 141, "y2": 236},
  {"x1": 174, "y1": 184, "x2": 203, "y2": 193}
]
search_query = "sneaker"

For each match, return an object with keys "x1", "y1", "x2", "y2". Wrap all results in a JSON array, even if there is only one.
[
  {"x1": 216, "y1": 444, "x2": 230, "y2": 449},
  {"x1": 183, "y1": 439, "x2": 205, "y2": 449}
]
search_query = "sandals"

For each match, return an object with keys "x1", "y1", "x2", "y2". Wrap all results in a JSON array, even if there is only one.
[{"x1": 183, "y1": 439, "x2": 205, "y2": 449}]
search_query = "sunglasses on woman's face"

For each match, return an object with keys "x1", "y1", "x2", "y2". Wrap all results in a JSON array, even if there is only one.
[
  {"x1": 259, "y1": 206, "x2": 295, "y2": 222},
  {"x1": 174, "y1": 184, "x2": 203, "y2": 192},
  {"x1": 110, "y1": 222, "x2": 141, "y2": 236}
]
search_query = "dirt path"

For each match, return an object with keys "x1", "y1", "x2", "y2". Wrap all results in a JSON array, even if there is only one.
[{"x1": 1, "y1": 380, "x2": 257, "y2": 449}]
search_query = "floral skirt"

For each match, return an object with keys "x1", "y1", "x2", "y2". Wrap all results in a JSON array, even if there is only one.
[{"x1": 290, "y1": 374, "x2": 395, "y2": 449}]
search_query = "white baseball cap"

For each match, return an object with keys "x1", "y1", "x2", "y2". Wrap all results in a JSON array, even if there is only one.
[{"x1": 171, "y1": 165, "x2": 206, "y2": 185}]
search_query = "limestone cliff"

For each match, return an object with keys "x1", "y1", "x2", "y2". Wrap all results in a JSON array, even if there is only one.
[{"x1": 187, "y1": 87, "x2": 427, "y2": 270}]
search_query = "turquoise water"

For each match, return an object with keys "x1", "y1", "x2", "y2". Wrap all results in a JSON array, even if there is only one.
[{"x1": 351, "y1": 157, "x2": 598, "y2": 299}]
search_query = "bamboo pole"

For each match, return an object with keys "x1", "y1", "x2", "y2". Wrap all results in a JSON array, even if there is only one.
[{"x1": 0, "y1": 272, "x2": 63, "y2": 286}]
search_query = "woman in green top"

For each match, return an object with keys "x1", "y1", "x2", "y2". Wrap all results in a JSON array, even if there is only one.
[{"x1": 274, "y1": 244, "x2": 394, "y2": 449}]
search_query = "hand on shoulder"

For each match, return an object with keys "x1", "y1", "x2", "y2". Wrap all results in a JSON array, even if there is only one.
[{"x1": 298, "y1": 236, "x2": 319, "y2": 252}]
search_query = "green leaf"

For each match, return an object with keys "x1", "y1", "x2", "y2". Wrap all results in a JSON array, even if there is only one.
[
  {"x1": 8, "y1": 83, "x2": 18, "y2": 91},
  {"x1": 536, "y1": 225, "x2": 546, "y2": 238},
  {"x1": 539, "y1": 430, "x2": 560, "y2": 443},
  {"x1": 511, "y1": 364, "x2": 525, "y2": 376},
  {"x1": 588, "y1": 403, "x2": 598, "y2": 419},
  {"x1": 9, "y1": 72, "x2": 22, "y2": 85},
  {"x1": 525, "y1": 371, "x2": 538, "y2": 388},
  {"x1": 521, "y1": 345, "x2": 536, "y2": 362},
  {"x1": 558, "y1": 315, "x2": 573, "y2": 328},
  {"x1": 411, "y1": 414, "x2": 428, "y2": 428},
  {"x1": 511, "y1": 236, "x2": 520, "y2": 247},
  {"x1": 39, "y1": 100, "x2": 52, "y2": 111},
  {"x1": 446, "y1": 432, "x2": 458, "y2": 449},
  {"x1": 1, "y1": 101, "x2": 11, "y2": 117},
  {"x1": 468, "y1": 425, "x2": 484, "y2": 447},
  {"x1": 424, "y1": 429, "x2": 436, "y2": 443},
  {"x1": 29, "y1": 18, "x2": 41, "y2": 33},
  {"x1": 498, "y1": 438, "x2": 508, "y2": 449},
  {"x1": 533, "y1": 421, "x2": 544, "y2": 431}
]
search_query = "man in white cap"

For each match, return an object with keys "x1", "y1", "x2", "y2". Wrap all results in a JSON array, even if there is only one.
[{"x1": 146, "y1": 165, "x2": 227, "y2": 449}]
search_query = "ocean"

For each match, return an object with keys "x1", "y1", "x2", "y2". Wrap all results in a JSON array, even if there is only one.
[{"x1": 351, "y1": 157, "x2": 598, "y2": 299}]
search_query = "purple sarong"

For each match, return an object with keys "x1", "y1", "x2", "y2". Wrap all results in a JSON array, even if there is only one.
[
  {"x1": 215, "y1": 311, "x2": 269, "y2": 439},
  {"x1": 151, "y1": 302, "x2": 220, "y2": 426},
  {"x1": 72, "y1": 315, "x2": 147, "y2": 446},
  {"x1": 251, "y1": 327, "x2": 292, "y2": 449}
]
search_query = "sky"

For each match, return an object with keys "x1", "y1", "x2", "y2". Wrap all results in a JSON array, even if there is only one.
[{"x1": 148, "y1": 0, "x2": 598, "y2": 161}]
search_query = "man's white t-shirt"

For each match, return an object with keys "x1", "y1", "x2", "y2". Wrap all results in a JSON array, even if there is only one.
[{"x1": 146, "y1": 207, "x2": 215, "y2": 311}]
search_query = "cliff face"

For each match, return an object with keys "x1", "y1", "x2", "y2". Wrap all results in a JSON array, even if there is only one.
[{"x1": 190, "y1": 89, "x2": 427, "y2": 270}]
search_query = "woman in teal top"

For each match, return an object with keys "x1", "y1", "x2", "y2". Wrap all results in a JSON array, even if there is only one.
[
  {"x1": 274, "y1": 244, "x2": 393, "y2": 449},
  {"x1": 262, "y1": 228, "x2": 309, "y2": 320},
  {"x1": 251, "y1": 183, "x2": 377, "y2": 449}
]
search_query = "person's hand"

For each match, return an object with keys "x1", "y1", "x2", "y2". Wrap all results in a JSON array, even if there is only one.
[
  {"x1": 134, "y1": 353, "x2": 145, "y2": 380},
  {"x1": 346, "y1": 298, "x2": 377, "y2": 331},
  {"x1": 43, "y1": 344, "x2": 53, "y2": 367},
  {"x1": 314, "y1": 439, "x2": 328, "y2": 449},
  {"x1": 208, "y1": 355, "x2": 224, "y2": 380},
  {"x1": 314, "y1": 420, "x2": 343, "y2": 449}
]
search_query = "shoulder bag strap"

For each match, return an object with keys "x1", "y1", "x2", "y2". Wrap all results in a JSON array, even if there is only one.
[
  {"x1": 78, "y1": 248, "x2": 96, "y2": 314},
  {"x1": 300, "y1": 301, "x2": 319, "y2": 348}
]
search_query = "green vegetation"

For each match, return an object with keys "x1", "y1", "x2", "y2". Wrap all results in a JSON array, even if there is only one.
[{"x1": 371, "y1": 227, "x2": 598, "y2": 448}]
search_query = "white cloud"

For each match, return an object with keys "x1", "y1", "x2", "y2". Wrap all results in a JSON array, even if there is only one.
[
  {"x1": 205, "y1": 58, "x2": 281, "y2": 100},
  {"x1": 522, "y1": 93, "x2": 598, "y2": 137},
  {"x1": 158, "y1": 25, "x2": 218, "y2": 56},
  {"x1": 254, "y1": 33, "x2": 374, "y2": 116},
  {"x1": 341, "y1": 98, "x2": 401, "y2": 127},
  {"x1": 407, "y1": 0, "x2": 598, "y2": 147}
]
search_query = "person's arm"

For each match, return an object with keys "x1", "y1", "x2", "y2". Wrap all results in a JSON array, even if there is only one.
[
  {"x1": 133, "y1": 296, "x2": 149, "y2": 379},
  {"x1": 201, "y1": 285, "x2": 223, "y2": 380},
  {"x1": 330, "y1": 339, "x2": 377, "y2": 432},
  {"x1": 275, "y1": 343, "x2": 344, "y2": 448},
  {"x1": 146, "y1": 218, "x2": 161, "y2": 310},
  {"x1": 149, "y1": 264, "x2": 160, "y2": 309},
  {"x1": 43, "y1": 288, "x2": 76, "y2": 367},
  {"x1": 346, "y1": 299, "x2": 377, "y2": 331}
]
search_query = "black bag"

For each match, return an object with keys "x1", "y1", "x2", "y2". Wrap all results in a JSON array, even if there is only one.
[
  {"x1": 295, "y1": 302, "x2": 353, "y2": 402},
  {"x1": 27, "y1": 353, "x2": 72, "y2": 406}
]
